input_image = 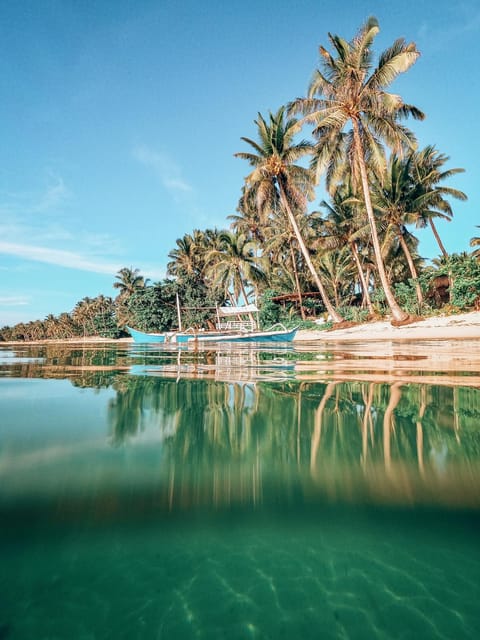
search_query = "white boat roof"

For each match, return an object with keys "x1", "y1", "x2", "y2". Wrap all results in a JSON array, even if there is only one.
[{"x1": 218, "y1": 304, "x2": 258, "y2": 316}]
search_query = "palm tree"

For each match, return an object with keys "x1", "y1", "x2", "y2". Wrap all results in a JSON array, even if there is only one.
[
  {"x1": 289, "y1": 17, "x2": 425, "y2": 323},
  {"x1": 167, "y1": 229, "x2": 212, "y2": 280},
  {"x1": 471, "y1": 227, "x2": 480, "y2": 259},
  {"x1": 235, "y1": 106, "x2": 344, "y2": 323},
  {"x1": 113, "y1": 267, "x2": 147, "y2": 327},
  {"x1": 72, "y1": 297, "x2": 95, "y2": 336},
  {"x1": 262, "y1": 208, "x2": 311, "y2": 319},
  {"x1": 319, "y1": 185, "x2": 375, "y2": 314},
  {"x1": 113, "y1": 267, "x2": 146, "y2": 299},
  {"x1": 205, "y1": 231, "x2": 266, "y2": 314},
  {"x1": 315, "y1": 246, "x2": 357, "y2": 308},
  {"x1": 372, "y1": 153, "x2": 425, "y2": 305},
  {"x1": 409, "y1": 146, "x2": 467, "y2": 258},
  {"x1": 229, "y1": 186, "x2": 268, "y2": 244}
]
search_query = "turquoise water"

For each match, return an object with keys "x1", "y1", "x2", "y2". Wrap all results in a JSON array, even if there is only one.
[{"x1": 1, "y1": 342, "x2": 479, "y2": 639}]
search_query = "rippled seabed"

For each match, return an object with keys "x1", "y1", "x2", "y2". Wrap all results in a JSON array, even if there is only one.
[
  {"x1": 1, "y1": 342, "x2": 479, "y2": 639},
  {"x1": 1, "y1": 509, "x2": 479, "y2": 640}
]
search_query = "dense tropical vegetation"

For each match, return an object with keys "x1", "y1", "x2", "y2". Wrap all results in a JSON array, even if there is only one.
[{"x1": 1, "y1": 17, "x2": 479, "y2": 342}]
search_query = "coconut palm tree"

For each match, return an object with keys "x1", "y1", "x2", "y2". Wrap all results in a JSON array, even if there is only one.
[
  {"x1": 113, "y1": 267, "x2": 146, "y2": 299},
  {"x1": 205, "y1": 231, "x2": 266, "y2": 313},
  {"x1": 289, "y1": 17, "x2": 425, "y2": 323},
  {"x1": 315, "y1": 246, "x2": 357, "y2": 308},
  {"x1": 229, "y1": 186, "x2": 268, "y2": 244},
  {"x1": 72, "y1": 297, "x2": 96, "y2": 336},
  {"x1": 113, "y1": 267, "x2": 147, "y2": 327},
  {"x1": 372, "y1": 153, "x2": 425, "y2": 305},
  {"x1": 471, "y1": 227, "x2": 480, "y2": 259},
  {"x1": 319, "y1": 185, "x2": 375, "y2": 314},
  {"x1": 409, "y1": 146, "x2": 467, "y2": 258},
  {"x1": 235, "y1": 106, "x2": 344, "y2": 323},
  {"x1": 167, "y1": 229, "x2": 213, "y2": 281},
  {"x1": 262, "y1": 208, "x2": 311, "y2": 319}
]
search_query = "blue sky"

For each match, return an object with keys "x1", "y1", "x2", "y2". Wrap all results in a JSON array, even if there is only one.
[{"x1": 1, "y1": 0, "x2": 478, "y2": 326}]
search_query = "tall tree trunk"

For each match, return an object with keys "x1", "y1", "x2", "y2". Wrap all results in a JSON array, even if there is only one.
[
  {"x1": 237, "y1": 272, "x2": 256, "y2": 325},
  {"x1": 350, "y1": 241, "x2": 374, "y2": 315},
  {"x1": 277, "y1": 179, "x2": 344, "y2": 323},
  {"x1": 397, "y1": 229, "x2": 424, "y2": 306},
  {"x1": 352, "y1": 120, "x2": 409, "y2": 323},
  {"x1": 289, "y1": 239, "x2": 306, "y2": 320},
  {"x1": 429, "y1": 219, "x2": 448, "y2": 258}
]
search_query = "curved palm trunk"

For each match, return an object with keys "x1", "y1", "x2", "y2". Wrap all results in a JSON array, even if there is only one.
[
  {"x1": 289, "y1": 239, "x2": 306, "y2": 320},
  {"x1": 277, "y1": 179, "x2": 344, "y2": 323},
  {"x1": 429, "y1": 219, "x2": 448, "y2": 258},
  {"x1": 350, "y1": 241, "x2": 374, "y2": 315},
  {"x1": 397, "y1": 229, "x2": 423, "y2": 306},
  {"x1": 352, "y1": 121, "x2": 409, "y2": 323},
  {"x1": 237, "y1": 271, "x2": 256, "y2": 325}
]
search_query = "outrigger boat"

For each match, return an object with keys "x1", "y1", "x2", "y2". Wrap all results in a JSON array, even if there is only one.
[
  {"x1": 126, "y1": 302, "x2": 298, "y2": 344},
  {"x1": 126, "y1": 324, "x2": 298, "y2": 344}
]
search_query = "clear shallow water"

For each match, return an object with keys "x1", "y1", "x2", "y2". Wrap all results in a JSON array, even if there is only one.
[{"x1": 0, "y1": 342, "x2": 479, "y2": 639}]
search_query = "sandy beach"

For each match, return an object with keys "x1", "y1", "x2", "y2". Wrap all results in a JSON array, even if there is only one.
[
  {"x1": 2, "y1": 311, "x2": 480, "y2": 346},
  {"x1": 295, "y1": 311, "x2": 480, "y2": 342},
  {"x1": 292, "y1": 311, "x2": 480, "y2": 387}
]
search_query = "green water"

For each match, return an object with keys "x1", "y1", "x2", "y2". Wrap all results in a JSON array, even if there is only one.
[{"x1": 0, "y1": 342, "x2": 479, "y2": 639}]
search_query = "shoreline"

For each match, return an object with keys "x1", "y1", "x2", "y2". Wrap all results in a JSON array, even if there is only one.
[
  {"x1": 1, "y1": 311, "x2": 480, "y2": 346},
  {"x1": 295, "y1": 310, "x2": 480, "y2": 342}
]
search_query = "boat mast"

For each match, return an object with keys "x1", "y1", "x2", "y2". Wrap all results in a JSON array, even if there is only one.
[{"x1": 176, "y1": 293, "x2": 183, "y2": 331}]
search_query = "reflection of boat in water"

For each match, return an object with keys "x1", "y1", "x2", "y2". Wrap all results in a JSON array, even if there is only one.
[{"x1": 126, "y1": 325, "x2": 298, "y2": 344}]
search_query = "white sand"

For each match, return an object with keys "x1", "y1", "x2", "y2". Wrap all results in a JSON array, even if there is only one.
[
  {"x1": 295, "y1": 311, "x2": 480, "y2": 342},
  {"x1": 2, "y1": 311, "x2": 480, "y2": 346}
]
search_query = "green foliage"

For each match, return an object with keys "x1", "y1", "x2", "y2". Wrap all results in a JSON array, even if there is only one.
[
  {"x1": 257, "y1": 290, "x2": 298, "y2": 327},
  {"x1": 301, "y1": 297, "x2": 326, "y2": 316},
  {"x1": 93, "y1": 312, "x2": 122, "y2": 339},
  {"x1": 127, "y1": 282, "x2": 177, "y2": 332},
  {"x1": 426, "y1": 254, "x2": 480, "y2": 311},
  {"x1": 393, "y1": 280, "x2": 426, "y2": 315},
  {"x1": 177, "y1": 275, "x2": 224, "y2": 328},
  {"x1": 338, "y1": 306, "x2": 370, "y2": 323},
  {"x1": 127, "y1": 276, "x2": 225, "y2": 332},
  {"x1": 449, "y1": 255, "x2": 480, "y2": 310},
  {"x1": 370, "y1": 288, "x2": 388, "y2": 317}
]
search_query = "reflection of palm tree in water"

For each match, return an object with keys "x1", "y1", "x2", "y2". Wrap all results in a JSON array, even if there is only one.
[
  {"x1": 383, "y1": 382, "x2": 402, "y2": 472},
  {"x1": 106, "y1": 375, "x2": 467, "y2": 490},
  {"x1": 310, "y1": 382, "x2": 337, "y2": 471},
  {"x1": 416, "y1": 385, "x2": 427, "y2": 475},
  {"x1": 361, "y1": 383, "x2": 375, "y2": 469}
]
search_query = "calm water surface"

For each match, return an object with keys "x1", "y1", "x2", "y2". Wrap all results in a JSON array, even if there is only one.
[{"x1": 0, "y1": 341, "x2": 479, "y2": 639}]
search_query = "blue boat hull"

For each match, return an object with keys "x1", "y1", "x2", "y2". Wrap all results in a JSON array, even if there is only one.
[
  {"x1": 190, "y1": 328, "x2": 297, "y2": 343},
  {"x1": 126, "y1": 327, "x2": 166, "y2": 343},
  {"x1": 127, "y1": 326, "x2": 297, "y2": 344}
]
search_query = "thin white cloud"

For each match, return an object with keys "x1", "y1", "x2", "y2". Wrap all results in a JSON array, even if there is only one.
[
  {"x1": 133, "y1": 145, "x2": 193, "y2": 196},
  {"x1": 418, "y1": 7, "x2": 480, "y2": 48},
  {"x1": 0, "y1": 241, "x2": 165, "y2": 283},
  {"x1": 30, "y1": 174, "x2": 70, "y2": 213},
  {"x1": 0, "y1": 241, "x2": 122, "y2": 275},
  {"x1": 140, "y1": 263, "x2": 166, "y2": 282},
  {"x1": 0, "y1": 295, "x2": 29, "y2": 306},
  {"x1": 0, "y1": 173, "x2": 70, "y2": 217}
]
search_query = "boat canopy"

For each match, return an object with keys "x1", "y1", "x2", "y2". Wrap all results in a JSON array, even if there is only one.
[{"x1": 218, "y1": 304, "x2": 258, "y2": 316}]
